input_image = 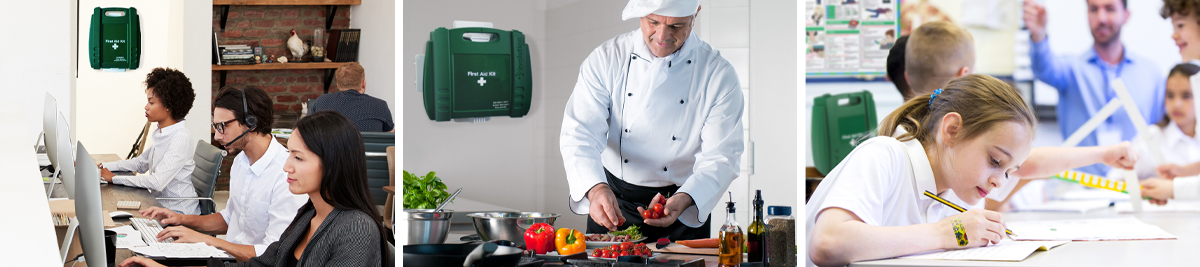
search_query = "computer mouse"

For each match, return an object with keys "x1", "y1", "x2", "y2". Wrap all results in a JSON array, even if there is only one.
[{"x1": 109, "y1": 211, "x2": 133, "y2": 219}]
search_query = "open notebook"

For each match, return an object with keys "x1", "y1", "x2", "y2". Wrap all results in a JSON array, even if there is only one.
[
  {"x1": 899, "y1": 240, "x2": 1069, "y2": 261},
  {"x1": 1006, "y1": 217, "x2": 1177, "y2": 241}
]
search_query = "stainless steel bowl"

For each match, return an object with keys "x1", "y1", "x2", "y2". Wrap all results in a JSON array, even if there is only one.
[
  {"x1": 406, "y1": 209, "x2": 454, "y2": 244},
  {"x1": 466, "y1": 212, "x2": 560, "y2": 247}
]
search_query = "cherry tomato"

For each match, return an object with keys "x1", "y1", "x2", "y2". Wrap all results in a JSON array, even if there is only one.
[
  {"x1": 651, "y1": 203, "x2": 664, "y2": 215},
  {"x1": 592, "y1": 249, "x2": 603, "y2": 257},
  {"x1": 621, "y1": 242, "x2": 631, "y2": 250},
  {"x1": 619, "y1": 251, "x2": 629, "y2": 257},
  {"x1": 659, "y1": 196, "x2": 667, "y2": 205},
  {"x1": 642, "y1": 210, "x2": 653, "y2": 219}
]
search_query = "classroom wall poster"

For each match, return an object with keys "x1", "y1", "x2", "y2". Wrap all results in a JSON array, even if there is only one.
[{"x1": 806, "y1": 0, "x2": 899, "y2": 76}]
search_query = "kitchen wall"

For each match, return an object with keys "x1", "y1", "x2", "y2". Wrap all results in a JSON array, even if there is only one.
[{"x1": 402, "y1": 0, "x2": 548, "y2": 218}]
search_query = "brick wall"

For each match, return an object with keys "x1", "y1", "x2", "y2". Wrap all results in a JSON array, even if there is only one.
[
  {"x1": 211, "y1": 5, "x2": 352, "y2": 111},
  {"x1": 211, "y1": 5, "x2": 351, "y2": 190}
]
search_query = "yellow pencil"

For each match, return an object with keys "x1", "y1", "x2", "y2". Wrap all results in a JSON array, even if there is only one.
[{"x1": 924, "y1": 190, "x2": 1015, "y2": 236}]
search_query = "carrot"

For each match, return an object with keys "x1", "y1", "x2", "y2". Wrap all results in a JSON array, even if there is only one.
[{"x1": 675, "y1": 238, "x2": 719, "y2": 248}]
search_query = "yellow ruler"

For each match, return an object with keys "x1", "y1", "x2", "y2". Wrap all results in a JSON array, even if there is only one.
[{"x1": 1052, "y1": 170, "x2": 1129, "y2": 193}]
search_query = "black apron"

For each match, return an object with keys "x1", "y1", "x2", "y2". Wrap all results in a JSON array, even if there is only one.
[{"x1": 586, "y1": 169, "x2": 711, "y2": 242}]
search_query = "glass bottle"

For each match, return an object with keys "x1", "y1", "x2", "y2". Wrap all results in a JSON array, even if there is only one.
[
  {"x1": 765, "y1": 205, "x2": 795, "y2": 267},
  {"x1": 719, "y1": 193, "x2": 742, "y2": 267},
  {"x1": 747, "y1": 190, "x2": 767, "y2": 263}
]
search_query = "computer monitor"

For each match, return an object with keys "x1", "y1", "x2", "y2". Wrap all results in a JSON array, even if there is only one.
[
  {"x1": 74, "y1": 142, "x2": 107, "y2": 267},
  {"x1": 43, "y1": 99, "x2": 61, "y2": 198},
  {"x1": 57, "y1": 112, "x2": 76, "y2": 199}
]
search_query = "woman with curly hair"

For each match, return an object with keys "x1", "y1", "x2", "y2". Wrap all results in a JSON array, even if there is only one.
[{"x1": 98, "y1": 67, "x2": 202, "y2": 215}]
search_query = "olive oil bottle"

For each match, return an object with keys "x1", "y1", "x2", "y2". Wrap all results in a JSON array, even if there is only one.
[
  {"x1": 747, "y1": 190, "x2": 767, "y2": 263},
  {"x1": 719, "y1": 192, "x2": 742, "y2": 267}
]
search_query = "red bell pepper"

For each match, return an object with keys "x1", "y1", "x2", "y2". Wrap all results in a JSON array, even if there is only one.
[{"x1": 523, "y1": 223, "x2": 556, "y2": 254}]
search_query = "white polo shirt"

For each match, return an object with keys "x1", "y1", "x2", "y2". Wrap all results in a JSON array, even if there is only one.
[
  {"x1": 805, "y1": 135, "x2": 967, "y2": 266},
  {"x1": 218, "y1": 137, "x2": 309, "y2": 255},
  {"x1": 1109, "y1": 122, "x2": 1200, "y2": 199}
]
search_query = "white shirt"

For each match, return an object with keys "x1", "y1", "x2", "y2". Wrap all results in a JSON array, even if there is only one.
[
  {"x1": 560, "y1": 28, "x2": 744, "y2": 227},
  {"x1": 217, "y1": 137, "x2": 308, "y2": 256},
  {"x1": 1108, "y1": 122, "x2": 1200, "y2": 199},
  {"x1": 805, "y1": 136, "x2": 964, "y2": 267},
  {"x1": 104, "y1": 121, "x2": 199, "y2": 215}
]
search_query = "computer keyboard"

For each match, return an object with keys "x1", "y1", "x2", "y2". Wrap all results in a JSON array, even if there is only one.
[
  {"x1": 131, "y1": 217, "x2": 174, "y2": 244},
  {"x1": 117, "y1": 200, "x2": 141, "y2": 209}
]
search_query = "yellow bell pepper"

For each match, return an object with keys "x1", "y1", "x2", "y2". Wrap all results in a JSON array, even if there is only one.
[{"x1": 555, "y1": 228, "x2": 586, "y2": 255}]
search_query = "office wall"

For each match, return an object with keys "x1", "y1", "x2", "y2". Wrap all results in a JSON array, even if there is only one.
[
  {"x1": 2, "y1": 2, "x2": 76, "y2": 146},
  {"x1": 747, "y1": 0, "x2": 798, "y2": 230},
  {"x1": 351, "y1": 0, "x2": 397, "y2": 114},
  {"x1": 77, "y1": 0, "x2": 213, "y2": 156},
  {"x1": 402, "y1": 0, "x2": 548, "y2": 217}
]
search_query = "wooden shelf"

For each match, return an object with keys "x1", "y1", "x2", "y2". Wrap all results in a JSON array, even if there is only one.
[
  {"x1": 213, "y1": 0, "x2": 360, "y2": 5},
  {"x1": 212, "y1": 62, "x2": 345, "y2": 71}
]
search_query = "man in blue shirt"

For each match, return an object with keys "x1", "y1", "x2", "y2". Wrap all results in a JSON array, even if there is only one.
[
  {"x1": 311, "y1": 62, "x2": 395, "y2": 132},
  {"x1": 1025, "y1": 0, "x2": 1164, "y2": 175}
]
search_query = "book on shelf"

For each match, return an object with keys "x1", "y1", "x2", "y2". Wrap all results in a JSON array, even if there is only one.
[{"x1": 326, "y1": 29, "x2": 360, "y2": 62}]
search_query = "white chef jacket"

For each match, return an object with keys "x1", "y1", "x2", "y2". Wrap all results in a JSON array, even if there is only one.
[
  {"x1": 218, "y1": 137, "x2": 309, "y2": 256},
  {"x1": 1107, "y1": 122, "x2": 1200, "y2": 199},
  {"x1": 805, "y1": 135, "x2": 965, "y2": 267},
  {"x1": 560, "y1": 28, "x2": 744, "y2": 227}
]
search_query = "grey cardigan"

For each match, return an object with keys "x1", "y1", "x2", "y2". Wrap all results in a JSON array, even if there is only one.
[{"x1": 228, "y1": 206, "x2": 384, "y2": 267}]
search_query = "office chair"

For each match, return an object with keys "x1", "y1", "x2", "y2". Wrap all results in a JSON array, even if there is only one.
[
  {"x1": 156, "y1": 140, "x2": 226, "y2": 215},
  {"x1": 384, "y1": 146, "x2": 395, "y2": 228},
  {"x1": 361, "y1": 132, "x2": 394, "y2": 207}
]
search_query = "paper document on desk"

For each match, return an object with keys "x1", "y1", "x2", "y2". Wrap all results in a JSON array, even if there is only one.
[
  {"x1": 1116, "y1": 200, "x2": 1200, "y2": 213},
  {"x1": 900, "y1": 240, "x2": 1069, "y2": 261},
  {"x1": 1007, "y1": 217, "x2": 1177, "y2": 241},
  {"x1": 1021, "y1": 200, "x2": 1113, "y2": 213},
  {"x1": 107, "y1": 225, "x2": 147, "y2": 248},
  {"x1": 129, "y1": 243, "x2": 232, "y2": 258}
]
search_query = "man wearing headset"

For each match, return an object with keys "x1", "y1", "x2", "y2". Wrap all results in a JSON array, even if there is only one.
[{"x1": 140, "y1": 86, "x2": 309, "y2": 261}]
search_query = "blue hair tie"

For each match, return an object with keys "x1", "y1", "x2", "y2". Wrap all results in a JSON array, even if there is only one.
[{"x1": 928, "y1": 88, "x2": 943, "y2": 110}]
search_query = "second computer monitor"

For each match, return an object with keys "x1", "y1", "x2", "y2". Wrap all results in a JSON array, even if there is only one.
[{"x1": 57, "y1": 112, "x2": 75, "y2": 199}]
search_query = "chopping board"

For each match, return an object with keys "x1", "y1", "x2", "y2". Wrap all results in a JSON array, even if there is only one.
[{"x1": 649, "y1": 243, "x2": 719, "y2": 255}]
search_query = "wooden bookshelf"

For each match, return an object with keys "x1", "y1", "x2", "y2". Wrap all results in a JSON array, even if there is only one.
[
  {"x1": 212, "y1": 62, "x2": 344, "y2": 71},
  {"x1": 213, "y1": 62, "x2": 349, "y2": 92},
  {"x1": 213, "y1": 0, "x2": 360, "y2": 5}
]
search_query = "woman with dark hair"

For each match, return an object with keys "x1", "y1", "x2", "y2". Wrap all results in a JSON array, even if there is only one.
[
  {"x1": 99, "y1": 67, "x2": 201, "y2": 215},
  {"x1": 122, "y1": 110, "x2": 392, "y2": 267}
]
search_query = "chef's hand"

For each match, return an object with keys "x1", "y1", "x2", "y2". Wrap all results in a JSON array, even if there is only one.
[
  {"x1": 640, "y1": 193, "x2": 693, "y2": 227},
  {"x1": 587, "y1": 184, "x2": 624, "y2": 231}
]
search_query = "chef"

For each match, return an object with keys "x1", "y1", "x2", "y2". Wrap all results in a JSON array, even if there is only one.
[{"x1": 560, "y1": 0, "x2": 744, "y2": 240}]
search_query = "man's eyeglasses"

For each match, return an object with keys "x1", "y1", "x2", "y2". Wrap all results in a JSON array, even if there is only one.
[{"x1": 212, "y1": 119, "x2": 238, "y2": 134}]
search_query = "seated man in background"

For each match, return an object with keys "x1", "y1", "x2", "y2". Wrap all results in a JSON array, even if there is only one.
[
  {"x1": 100, "y1": 67, "x2": 200, "y2": 215},
  {"x1": 311, "y1": 62, "x2": 395, "y2": 132},
  {"x1": 141, "y1": 86, "x2": 308, "y2": 261}
]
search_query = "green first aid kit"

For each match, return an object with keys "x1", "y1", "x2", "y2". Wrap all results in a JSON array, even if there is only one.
[
  {"x1": 89, "y1": 7, "x2": 141, "y2": 70},
  {"x1": 423, "y1": 27, "x2": 532, "y2": 122},
  {"x1": 811, "y1": 91, "x2": 877, "y2": 176}
]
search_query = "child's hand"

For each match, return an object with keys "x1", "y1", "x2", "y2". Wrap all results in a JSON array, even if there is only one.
[
  {"x1": 1141, "y1": 178, "x2": 1174, "y2": 204},
  {"x1": 1156, "y1": 164, "x2": 1185, "y2": 179},
  {"x1": 1101, "y1": 141, "x2": 1137, "y2": 170},
  {"x1": 937, "y1": 209, "x2": 1006, "y2": 250}
]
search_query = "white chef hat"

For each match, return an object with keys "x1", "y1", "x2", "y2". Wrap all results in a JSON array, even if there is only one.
[{"x1": 621, "y1": 0, "x2": 701, "y2": 21}]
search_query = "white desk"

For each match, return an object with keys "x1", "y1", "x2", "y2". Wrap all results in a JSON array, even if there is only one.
[
  {"x1": 850, "y1": 209, "x2": 1200, "y2": 266},
  {"x1": 0, "y1": 103, "x2": 65, "y2": 264}
]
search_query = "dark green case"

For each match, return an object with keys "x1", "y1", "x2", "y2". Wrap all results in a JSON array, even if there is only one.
[
  {"x1": 812, "y1": 91, "x2": 877, "y2": 176},
  {"x1": 423, "y1": 27, "x2": 532, "y2": 121},
  {"x1": 89, "y1": 7, "x2": 141, "y2": 70}
]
